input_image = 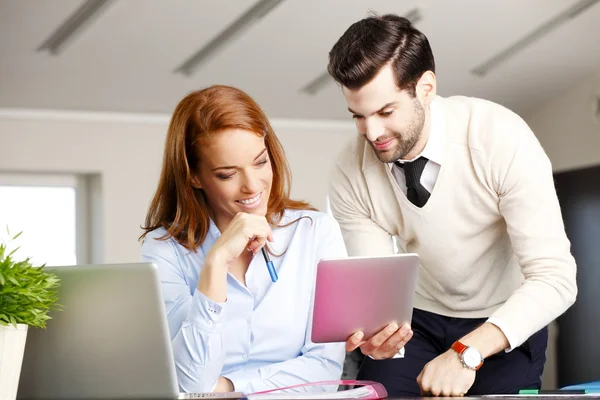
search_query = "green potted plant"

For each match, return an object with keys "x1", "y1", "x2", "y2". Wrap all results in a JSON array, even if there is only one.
[{"x1": 0, "y1": 228, "x2": 60, "y2": 400}]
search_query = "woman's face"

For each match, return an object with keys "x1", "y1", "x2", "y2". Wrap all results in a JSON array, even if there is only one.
[{"x1": 193, "y1": 128, "x2": 273, "y2": 230}]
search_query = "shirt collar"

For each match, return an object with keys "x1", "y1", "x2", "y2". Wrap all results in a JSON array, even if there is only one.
[{"x1": 199, "y1": 217, "x2": 222, "y2": 256}]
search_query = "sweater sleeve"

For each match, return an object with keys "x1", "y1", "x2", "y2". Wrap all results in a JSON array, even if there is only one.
[
  {"x1": 329, "y1": 161, "x2": 396, "y2": 257},
  {"x1": 489, "y1": 120, "x2": 577, "y2": 347}
]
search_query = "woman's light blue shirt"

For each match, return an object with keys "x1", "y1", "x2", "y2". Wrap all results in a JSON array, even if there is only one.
[{"x1": 141, "y1": 210, "x2": 346, "y2": 394}]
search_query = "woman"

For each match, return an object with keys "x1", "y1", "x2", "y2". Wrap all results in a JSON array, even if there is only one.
[{"x1": 140, "y1": 85, "x2": 346, "y2": 394}]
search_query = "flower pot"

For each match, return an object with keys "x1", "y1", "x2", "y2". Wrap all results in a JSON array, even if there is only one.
[{"x1": 0, "y1": 324, "x2": 28, "y2": 400}]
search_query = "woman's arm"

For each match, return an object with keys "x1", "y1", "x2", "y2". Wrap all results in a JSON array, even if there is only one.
[
  {"x1": 142, "y1": 214, "x2": 274, "y2": 393},
  {"x1": 223, "y1": 214, "x2": 348, "y2": 394},
  {"x1": 141, "y1": 234, "x2": 228, "y2": 393}
]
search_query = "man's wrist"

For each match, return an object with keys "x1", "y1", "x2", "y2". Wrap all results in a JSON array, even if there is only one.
[
  {"x1": 451, "y1": 341, "x2": 483, "y2": 370},
  {"x1": 458, "y1": 322, "x2": 509, "y2": 358}
]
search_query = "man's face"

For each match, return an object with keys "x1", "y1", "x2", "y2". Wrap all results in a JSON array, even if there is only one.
[{"x1": 342, "y1": 64, "x2": 426, "y2": 163}]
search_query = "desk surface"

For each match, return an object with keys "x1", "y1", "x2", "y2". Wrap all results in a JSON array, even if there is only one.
[
  {"x1": 29, "y1": 396, "x2": 600, "y2": 399},
  {"x1": 388, "y1": 397, "x2": 600, "y2": 399},
  {"x1": 30, "y1": 394, "x2": 600, "y2": 400}
]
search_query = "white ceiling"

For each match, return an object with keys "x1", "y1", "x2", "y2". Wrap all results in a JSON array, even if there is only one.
[{"x1": 1, "y1": 0, "x2": 599, "y2": 120}]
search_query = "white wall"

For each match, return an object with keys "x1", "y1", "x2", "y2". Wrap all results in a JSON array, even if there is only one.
[
  {"x1": 0, "y1": 110, "x2": 354, "y2": 264},
  {"x1": 525, "y1": 69, "x2": 600, "y2": 172}
]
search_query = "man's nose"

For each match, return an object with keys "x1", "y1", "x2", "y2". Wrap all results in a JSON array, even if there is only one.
[{"x1": 364, "y1": 119, "x2": 385, "y2": 142}]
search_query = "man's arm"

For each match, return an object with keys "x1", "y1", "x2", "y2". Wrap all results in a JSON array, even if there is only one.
[
  {"x1": 329, "y1": 162, "x2": 395, "y2": 257},
  {"x1": 329, "y1": 161, "x2": 412, "y2": 359},
  {"x1": 416, "y1": 119, "x2": 578, "y2": 397},
  {"x1": 441, "y1": 117, "x2": 577, "y2": 361},
  {"x1": 486, "y1": 122, "x2": 577, "y2": 351}
]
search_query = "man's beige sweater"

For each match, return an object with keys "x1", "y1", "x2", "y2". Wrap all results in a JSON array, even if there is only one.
[{"x1": 329, "y1": 95, "x2": 577, "y2": 348}]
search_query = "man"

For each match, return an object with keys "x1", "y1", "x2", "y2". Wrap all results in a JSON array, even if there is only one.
[{"x1": 329, "y1": 14, "x2": 578, "y2": 397}]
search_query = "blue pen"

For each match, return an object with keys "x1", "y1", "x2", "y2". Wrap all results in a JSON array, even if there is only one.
[{"x1": 261, "y1": 247, "x2": 278, "y2": 282}]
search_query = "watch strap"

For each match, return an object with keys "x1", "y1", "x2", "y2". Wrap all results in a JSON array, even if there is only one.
[{"x1": 451, "y1": 340, "x2": 483, "y2": 370}]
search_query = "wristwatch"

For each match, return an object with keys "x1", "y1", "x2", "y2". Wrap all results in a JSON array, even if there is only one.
[{"x1": 451, "y1": 340, "x2": 484, "y2": 370}]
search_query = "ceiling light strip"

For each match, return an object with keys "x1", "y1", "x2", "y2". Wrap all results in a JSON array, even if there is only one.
[
  {"x1": 174, "y1": 0, "x2": 285, "y2": 76},
  {"x1": 37, "y1": 0, "x2": 115, "y2": 55},
  {"x1": 471, "y1": 0, "x2": 600, "y2": 77}
]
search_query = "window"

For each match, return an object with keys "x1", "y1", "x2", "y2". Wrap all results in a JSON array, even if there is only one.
[{"x1": 0, "y1": 173, "x2": 87, "y2": 266}]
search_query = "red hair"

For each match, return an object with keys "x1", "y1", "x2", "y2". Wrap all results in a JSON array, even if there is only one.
[{"x1": 141, "y1": 85, "x2": 314, "y2": 250}]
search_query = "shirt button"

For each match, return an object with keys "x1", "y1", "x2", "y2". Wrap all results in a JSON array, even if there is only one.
[
  {"x1": 242, "y1": 353, "x2": 248, "y2": 360},
  {"x1": 207, "y1": 320, "x2": 213, "y2": 325},
  {"x1": 245, "y1": 315, "x2": 251, "y2": 322}
]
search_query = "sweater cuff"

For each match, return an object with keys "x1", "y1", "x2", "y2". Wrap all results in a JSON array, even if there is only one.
[{"x1": 486, "y1": 317, "x2": 519, "y2": 352}]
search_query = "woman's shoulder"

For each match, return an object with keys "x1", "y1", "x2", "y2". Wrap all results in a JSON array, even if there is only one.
[
  {"x1": 141, "y1": 227, "x2": 187, "y2": 256},
  {"x1": 140, "y1": 226, "x2": 204, "y2": 270},
  {"x1": 142, "y1": 226, "x2": 173, "y2": 246}
]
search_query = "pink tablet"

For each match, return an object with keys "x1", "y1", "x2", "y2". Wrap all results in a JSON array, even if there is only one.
[{"x1": 311, "y1": 254, "x2": 419, "y2": 343}]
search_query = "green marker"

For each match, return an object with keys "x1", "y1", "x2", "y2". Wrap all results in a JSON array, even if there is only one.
[{"x1": 519, "y1": 389, "x2": 588, "y2": 395}]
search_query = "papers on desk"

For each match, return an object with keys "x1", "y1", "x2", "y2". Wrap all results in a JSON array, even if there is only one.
[
  {"x1": 483, "y1": 394, "x2": 597, "y2": 398},
  {"x1": 247, "y1": 386, "x2": 377, "y2": 399},
  {"x1": 245, "y1": 380, "x2": 387, "y2": 400}
]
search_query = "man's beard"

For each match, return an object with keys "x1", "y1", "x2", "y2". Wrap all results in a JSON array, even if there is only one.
[{"x1": 370, "y1": 99, "x2": 425, "y2": 164}]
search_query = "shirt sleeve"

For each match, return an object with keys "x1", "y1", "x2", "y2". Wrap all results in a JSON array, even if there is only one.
[
  {"x1": 223, "y1": 215, "x2": 347, "y2": 394},
  {"x1": 141, "y1": 233, "x2": 227, "y2": 393}
]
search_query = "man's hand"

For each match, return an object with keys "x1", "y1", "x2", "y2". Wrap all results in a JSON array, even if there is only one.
[
  {"x1": 346, "y1": 323, "x2": 413, "y2": 359},
  {"x1": 417, "y1": 349, "x2": 475, "y2": 397}
]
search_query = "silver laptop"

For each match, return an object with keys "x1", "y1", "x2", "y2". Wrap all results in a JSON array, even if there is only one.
[{"x1": 17, "y1": 263, "x2": 241, "y2": 399}]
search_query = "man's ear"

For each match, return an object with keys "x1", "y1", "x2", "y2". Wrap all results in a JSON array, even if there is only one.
[{"x1": 416, "y1": 71, "x2": 437, "y2": 106}]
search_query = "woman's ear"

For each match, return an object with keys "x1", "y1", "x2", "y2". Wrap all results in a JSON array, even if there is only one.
[{"x1": 190, "y1": 175, "x2": 203, "y2": 190}]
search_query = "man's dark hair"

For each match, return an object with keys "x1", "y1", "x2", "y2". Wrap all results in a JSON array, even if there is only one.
[{"x1": 328, "y1": 14, "x2": 435, "y2": 96}]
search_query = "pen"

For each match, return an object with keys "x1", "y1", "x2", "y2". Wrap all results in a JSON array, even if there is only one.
[
  {"x1": 261, "y1": 247, "x2": 278, "y2": 282},
  {"x1": 519, "y1": 389, "x2": 588, "y2": 395}
]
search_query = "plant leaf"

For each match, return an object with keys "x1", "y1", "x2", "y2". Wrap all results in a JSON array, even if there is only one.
[
  {"x1": 0, "y1": 226, "x2": 61, "y2": 328},
  {"x1": 8, "y1": 246, "x2": 20, "y2": 258},
  {"x1": 7, "y1": 276, "x2": 20, "y2": 286},
  {"x1": 12, "y1": 231, "x2": 23, "y2": 240}
]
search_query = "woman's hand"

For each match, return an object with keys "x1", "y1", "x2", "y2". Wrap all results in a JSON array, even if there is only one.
[
  {"x1": 214, "y1": 376, "x2": 234, "y2": 392},
  {"x1": 207, "y1": 212, "x2": 274, "y2": 266},
  {"x1": 198, "y1": 213, "x2": 273, "y2": 302}
]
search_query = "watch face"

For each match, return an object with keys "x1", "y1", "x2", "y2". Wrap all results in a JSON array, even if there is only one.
[{"x1": 462, "y1": 347, "x2": 482, "y2": 368}]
